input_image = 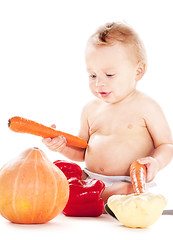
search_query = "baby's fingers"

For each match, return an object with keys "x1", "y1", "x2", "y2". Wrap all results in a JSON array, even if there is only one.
[
  {"x1": 137, "y1": 157, "x2": 153, "y2": 165},
  {"x1": 42, "y1": 136, "x2": 67, "y2": 152},
  {"x1": 42, "y1": 137, "x2": 52, "y2": 145},
  {"x1": 51, "y1": 140, "x2": 67, "y2": 152},
  {"x1": 49, "y1": 136, "x2": 67, "y2": 152},
  {"x1": 146, "y1": 169, "x2": 154, "y2": 182},
  {"x1": 49, "y1": 136, "x2": 64, "y2": 146}
]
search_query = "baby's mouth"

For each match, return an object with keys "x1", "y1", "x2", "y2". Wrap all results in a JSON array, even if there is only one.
[{"x1": 98, "y1": 92, "x2": 111, "y2": 98}]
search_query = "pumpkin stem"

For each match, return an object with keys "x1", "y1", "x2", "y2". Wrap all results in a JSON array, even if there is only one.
[
  {"x1": 33, "y1": 147, "x2": 39, "y2": 150},
  {"x1": 8, "y1": 119, "x2": 11, "y2": 128}
]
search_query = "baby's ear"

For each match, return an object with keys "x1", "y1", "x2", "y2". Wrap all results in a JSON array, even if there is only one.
[{"x1": 135, "y1": 62, "x2": 145, "y2": 81}]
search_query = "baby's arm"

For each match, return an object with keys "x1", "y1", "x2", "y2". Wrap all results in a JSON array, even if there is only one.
[
  {"x1": 138, "y1": 100, "x2": 173, "y2": 182},
  {"x1": 42, "y1": 105, "x2": 90, "y2": 162}
]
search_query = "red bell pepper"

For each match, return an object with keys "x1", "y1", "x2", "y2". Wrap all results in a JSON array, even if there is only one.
[
  {"x1": 63, "y1": 178, "x2": 105, "y2": 217},
  {"x1": 53, "y1": 160, "x2": 105, "y2": 217},
  {"x1": 53, "y1": 160, "x2": 82, "y2": 179}
]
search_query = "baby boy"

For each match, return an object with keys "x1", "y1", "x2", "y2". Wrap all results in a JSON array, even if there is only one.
[{"x1": 43, "y1": 22, "x2": 173, "y2": 203}]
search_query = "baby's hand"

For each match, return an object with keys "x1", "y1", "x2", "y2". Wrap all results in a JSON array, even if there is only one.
[
  {"x1": 137, "y1": 157, "x2": 159, "y2": 182},
  {"x1": 42, "y1": 124, "x2": 67, "y2": 152}
]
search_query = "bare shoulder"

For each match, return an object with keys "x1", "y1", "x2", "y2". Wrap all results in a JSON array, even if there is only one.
[
  {"x1": 81, "y1": 99, "x2": 101, "y2": 116},
  {"x1": 79, "y1": 99, "x2": 101, "y2": 140},
  {"x1": 135, "y1": 91, "x2": 163, "y2": 116}
]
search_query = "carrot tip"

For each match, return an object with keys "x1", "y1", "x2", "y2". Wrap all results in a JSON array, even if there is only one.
[{"x1": 8, "y1": 119, "x2": 11, "y2": 128}]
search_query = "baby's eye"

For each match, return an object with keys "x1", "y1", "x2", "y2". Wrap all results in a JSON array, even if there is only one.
[
  {"x1": 89, "y1": 74, "x2": 97, "y2": 79},
  {"x1": 106, "y1": 74, "x2": 115, "y2": 77}
]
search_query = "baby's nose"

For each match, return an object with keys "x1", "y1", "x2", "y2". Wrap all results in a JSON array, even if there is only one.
[{"x1": 96, "y1": 77, "x2": 105, "y2": 87}]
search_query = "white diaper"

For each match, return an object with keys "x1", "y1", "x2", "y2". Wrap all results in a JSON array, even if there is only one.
[
  {"x1": 83, "y1": 168, "x2": 157, "y2": 189},
  {"x1": 84, "y1": 168, "x2": 131, "y2": 187}
]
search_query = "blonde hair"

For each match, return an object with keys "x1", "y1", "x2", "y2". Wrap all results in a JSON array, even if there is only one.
[{"x1": 88, "y1": 22, "x2": 147, "y2": 68}]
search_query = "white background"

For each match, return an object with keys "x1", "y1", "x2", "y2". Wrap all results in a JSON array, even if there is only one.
[{"x1": 1, "y1": 0, "x2": 173, "y2": 238}]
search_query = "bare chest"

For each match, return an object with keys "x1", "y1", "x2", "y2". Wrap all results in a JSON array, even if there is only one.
[{"x1": 88, "y1": 104, "x2": 145, "y2": 136}]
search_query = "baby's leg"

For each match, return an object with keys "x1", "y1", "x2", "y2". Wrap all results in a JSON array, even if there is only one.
[
  {"x1": 101, "y1": 182, "x2": 134, "y2": 204},
  {"x1": 81, "y1": 171, "x2": 133, "y2": 204},
  {"x1": 82, "y1": 170, "x2": 88, "y2": 180}
]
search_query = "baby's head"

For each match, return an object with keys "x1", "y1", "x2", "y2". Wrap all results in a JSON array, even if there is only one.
[
  {"x1": 86, "y1": 22, "x2": 147, "y2": 71},
  {"x1": 85, "y1": 22, "x2": 147, "y2": 103}
]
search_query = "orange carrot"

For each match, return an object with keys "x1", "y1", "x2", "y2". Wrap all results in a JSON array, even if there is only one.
[
  {"x1": 8, "y1": 116, "x2": 88, "y2": 149},
  {"x1": 130, "y1": 160, "x2": 147, "y2": 194}
]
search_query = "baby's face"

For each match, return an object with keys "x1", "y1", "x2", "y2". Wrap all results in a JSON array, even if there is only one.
[{"x1": 85, "y1": 42, "x2": 139, "y2": 104}]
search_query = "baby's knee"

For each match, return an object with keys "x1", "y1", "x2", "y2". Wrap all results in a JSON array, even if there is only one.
[
  {"x1": 110, "y1": 181, "x2": 133, "y2": 195},
  {"x1": 101, "y1": 182, "x2": 133, "y2": 204},
  {"x1": 82, "y1": 170, "x2": 88, "y2": 180}
]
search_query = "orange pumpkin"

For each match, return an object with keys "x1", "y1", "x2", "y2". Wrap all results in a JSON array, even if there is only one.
[{"x1": 0, "y1": 147, "x2": 69, "y2": 224}]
